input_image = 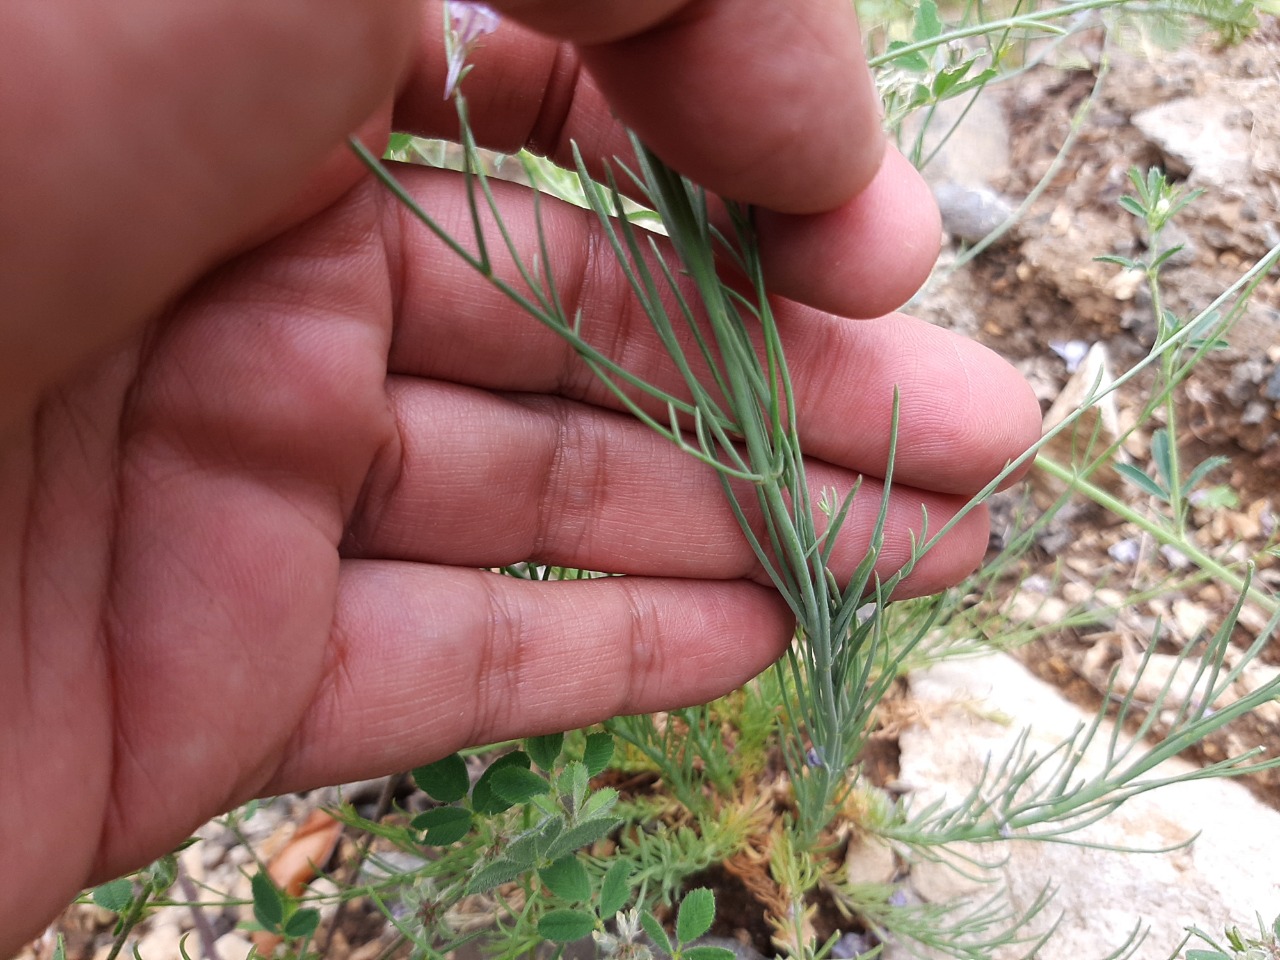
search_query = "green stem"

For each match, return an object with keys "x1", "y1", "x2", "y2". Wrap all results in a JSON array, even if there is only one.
[
  {"x1": 1034, "y1": 453, "x2": 1277, "y2": 617},
  {"x1": 1145, "y1": 236, "x2": 1188, "y2": 536},
  {"x1": 866, "y1": 0, "x2": 1133, "y2": 67},
  {"x1": 103, "y1": 886, "x2": 152, "y2": 960}
]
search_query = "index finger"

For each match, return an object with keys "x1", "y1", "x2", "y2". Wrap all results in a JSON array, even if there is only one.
[{"x1": 478, "y1": 0, "x2": 885, "y2": 213}]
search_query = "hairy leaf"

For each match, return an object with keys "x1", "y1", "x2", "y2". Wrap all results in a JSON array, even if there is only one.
[
  {"x1": 490, "y1": 765, "x2": 551, "y2": 805},
  {"x1": 676, "y1": 888, "x2": 716, "y2": 944},
  {"x1": 641, "y1": 911, "x2": 674, "y2": 957},
  {"x1": 539, "y1": 856, "x2": 592, "y2": 902},
  {"x1": 538, "y1": 909, "x2": 597, "y2": 943},
  {"x1": 412, "y1": 806, "x2": 473, "y2": 846},
  {"x1": 250, "y1": 872, "x2": 284, "y2": 931},
  {"x1": 526, "y1": 733, "x2": 565, "y2": 771},
  {"x1": 583, "y1": 732, "x2": 614, "y2": 777},
  {"x1": 91, "y1": 879, "x2": 133, "y2": 914},
  {"x1": 472, "y1": 752, "x2": 532, "y2": 814},
  {"x1": 412, "y1": 753, "x2": 470, "y2": 804},
  {"x1": 544, "y1": 817, "x2": 623, "y2": 862},
  {"x1": 598, "y1": 858, "x2": 634, "y2": 917}
]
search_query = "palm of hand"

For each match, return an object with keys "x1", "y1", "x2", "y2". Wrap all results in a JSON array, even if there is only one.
[{"x1": 1, "y1": 158, "x2": 1033, "y2": 945}]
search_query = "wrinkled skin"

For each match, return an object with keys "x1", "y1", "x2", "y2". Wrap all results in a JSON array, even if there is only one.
[{"x1": 0, "y1": 0, "x2": 1041, "y2": 950}]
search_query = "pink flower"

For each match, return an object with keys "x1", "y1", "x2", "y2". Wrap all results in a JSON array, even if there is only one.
[{"x1": 444, "y1": 1, "x2": 500, "y2": 99}]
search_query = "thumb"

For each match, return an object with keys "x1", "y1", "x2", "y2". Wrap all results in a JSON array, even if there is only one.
[{"x1": 0, "y1": 0, "x2": 420, "y2": 430}]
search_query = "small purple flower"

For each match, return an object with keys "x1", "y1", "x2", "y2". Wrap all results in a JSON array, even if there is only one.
[
  {"x1": 444, "y1": 1, "x2": 500, "y2": 99},
  {"x1": 806, "y1": 746, "x2": 827, "y2": 768}
]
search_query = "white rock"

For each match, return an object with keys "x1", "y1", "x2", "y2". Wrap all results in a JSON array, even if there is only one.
[
  {"x1": 1132, "y1": 96, "x2": 1252, "y2": 191},
  {"x1": 888, "y1": 654, "x2": 1280, "y2": 959},
  {"x1": 214, "y1": 931, "x2": 254, "y2": 960}
]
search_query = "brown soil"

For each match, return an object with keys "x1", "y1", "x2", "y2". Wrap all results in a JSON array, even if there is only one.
[{"x1": 913, "y1": 22, "x2": 1280, "y2": 809}]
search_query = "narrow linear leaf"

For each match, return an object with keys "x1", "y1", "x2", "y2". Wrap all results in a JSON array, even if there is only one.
[
  {"x1": 411, "y1": 753, "x2": 470, "y2": 804},
  {"x1": 411, "y1": 806, "x2": 473, "y2": 846},
  {"x1": 526, "y1": 733, "x2": 565, "y2": 771},
  {"x1": 539, "y1": 856, "x2": 592, "y2": 902},
  {"x1": 583, "y1": 732, "x2": 614, "y2": 777},
  {"x1": 676, "y1": 888, "x2": 716, "y2": 944},
  {"x1": 1151, "y1": 428, "x2": 1174, "y2": 491},
  {"x1": 641, "y1": 911, "x2": 674, "y2": 957},
  {"x1": 538, "y1": 908, "x2": 597, "y2": 943},
  {"x1": 1095, "y1": 254, "x2": 1139, "y2": 269},
  {"x1": 1118, "y1": 194, "x2": 1147, "y2": 218},
  {"x1": 1114, "y1": 461, "x2": 1168, "y2": 500},
  {"x1": 1185, "y1": 455, "x2": 1231, "y2": 492},
  {"x1": 1150, "y1": 245, "x2": 1186, "y2": 270}
]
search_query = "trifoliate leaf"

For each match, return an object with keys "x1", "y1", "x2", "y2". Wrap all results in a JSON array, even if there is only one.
[
  {"x1": 283, "y1": 908, "x2": 320, "y2": 940},
  {"x1": 504, "y1": 816, "x2": 563, "y2": 868},
  {"x1": 556, "y1": 761, "x2": 589, "y2": 814},
  {"x1": 467, "y1": 857, "x2": 525, "y2": 895},
  {"x1": 887, "y1": 40, "x2": 928, "y2": 72},
  {"x1": 598, "y1": 859, "x2": 634, "y2": 917},
  {"x1": 91, "y1": 879, "x2": 133, "y2": 914},
  {"x1": 539, "y1": 856, "x2": 591, "y2": 903},
  {"x1": 1115, "y1": 462, "x2": 1168, "y2": 500},
  {"x1": 411, "y1": 806, "x2": 473, "y2": 846},
  {"x1": 543, "y1": 817, "x2": 622, "y2": 862},
  {"x1": 472, "y1": 751, "x2": 532, "y2": 814},
  {"x1": 913, "y1": 0, "x2": 943, "y2": 41},
  {"x1": 580, "y1": 786, "x2": 618, "y2": 821},
  {"x1": 641, "y1": 911, "x2": 673, "y2": 957},
  {"x1": 490, "y1": 765, "x2": 551, "y2": 805},
  {"x1": 526, "y1": 733, "x2": 565, "y2": 771},
  {"x1": 537, "y1": 908, "x2": 597, "y2": 943},
  {"x1": 676, "y1": 888, "x2": 716, "y2": 945},
  {"x1": 250, "y1": 872, "x2": 285, "y2": 931},
  {"x1": 412, "y1": 753, "x2": 469, "y2": 804},
  {"x1": 683, "y1": 947, "x2": 737, "y2": 960},
  {"x1": 583, "y1": 732, "x2": 614, "y2": 777}
]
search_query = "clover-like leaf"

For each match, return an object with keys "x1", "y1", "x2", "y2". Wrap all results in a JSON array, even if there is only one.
[
  {"x1": 526, "y1": 733, "x2": 565, "y2": 771},
  {"x1": 412, "y1": 806, "x2": 473, "y2": 846},
  {"x1": 91, "y1": 879, "x2": 133, "y2": 914},
  {"x1": 539, "y1": 856, "x2": 591, "y2": 903},
  {"x1": 283, "y1": 908, "x2": 320, "y2": 941},
  {"x1": 598, "y1": 859, "x2": 634, "y2": 917},
  {"x1": 676, "y1": 887, "x2": 716, "y2": 945},
  {"x1": 472, "y1": 752, "x2": 533, "y2": 814},
  {"x1": 250, "y1": 872, "x2": 285, "y2": 932},
  {"x1": 467, "y1": 857, "x2": 525, "y2": 895},
  {"x1": 412, "y1": 753, "x2": 470, "y2": 804},
  {"x1": 490, "y1": 765, "x2": 551, "y2": 805},
  {"x1": 543, "y1": 817, "x2": 622, "y2": 862},
  {"x1": 641, "y1": 911, "x2": 673, "y2": 957},
  {"x1": 538, "y1": 908, "x2": 597, "y2": 943},
  {"x1": 583, "y1": 732, "x2": 614, "y2": 777}
]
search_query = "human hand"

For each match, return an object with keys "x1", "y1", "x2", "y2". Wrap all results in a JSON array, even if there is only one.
[{"x1": 0, "y1": 0, "x2": 1040, "y2": 951}]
